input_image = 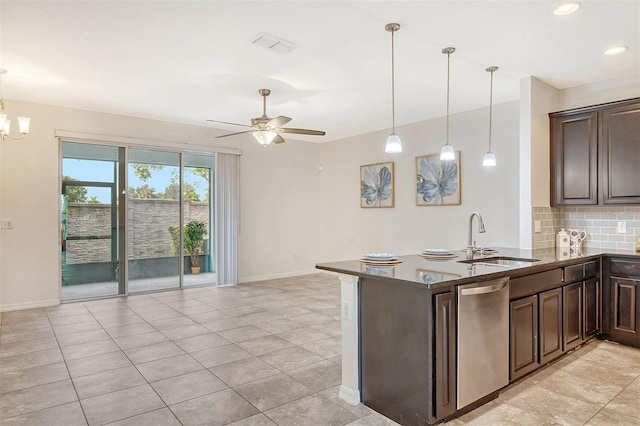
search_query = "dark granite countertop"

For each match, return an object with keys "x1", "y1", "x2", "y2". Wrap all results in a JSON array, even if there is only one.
[{"x1": 316, "y1": 247, "x2": 640, "y2": 289}]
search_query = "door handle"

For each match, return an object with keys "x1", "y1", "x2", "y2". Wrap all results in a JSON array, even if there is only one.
[{"x1": 460, "y1": 281, "x2": 508, "y2": 296}]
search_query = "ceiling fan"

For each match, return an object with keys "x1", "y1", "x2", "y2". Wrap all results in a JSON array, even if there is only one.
[{"x1": 207, "y1": 89, "x2": 326, "y2": 145}]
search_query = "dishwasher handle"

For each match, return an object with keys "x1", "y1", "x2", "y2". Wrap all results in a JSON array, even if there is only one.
[{"x1": 460, "y1": 280, "x2": 508, "y2": 296}]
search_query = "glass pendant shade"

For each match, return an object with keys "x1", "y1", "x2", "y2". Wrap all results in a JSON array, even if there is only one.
[
  {"x1": 482, "y1": 151, "x2": 496, "y2": 167},
  {"x1": 3, "y1": 119, "x2": 10, "y2": 135},
  {"x1": 17, "y1": 117, "x2": 30, "y2": 134},
  {"x1": 0, "y1": 113, "x2": 6, "y2": 129},
  {"x1": 440, "y1": 143, "x2": 455, "y2": 161},
  {"x1": 252, "y1": 130, "x2": 277, "y2": 145},
  {"x1": 385, "y1": 132, "x2": 402, "y2": 153}
]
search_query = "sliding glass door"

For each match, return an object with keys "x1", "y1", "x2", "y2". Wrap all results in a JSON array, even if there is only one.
[
  {"x1": 127, "y1": 149, "x2": 181, "y2": 292},
  {"x1": 61, "y1": 142, "x2": 217, "y2": 301},
  {"x1": 61, "y1": 142, "x2": 125, "y2": 300}
]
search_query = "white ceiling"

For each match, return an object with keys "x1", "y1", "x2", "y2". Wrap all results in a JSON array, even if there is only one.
[{"x1": 1, "y1": 1, "x2": 638, "y2": 143}]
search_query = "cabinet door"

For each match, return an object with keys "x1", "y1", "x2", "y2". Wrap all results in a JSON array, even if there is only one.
[
  {"x1": 551, "y1": 112, "x2": 598, "y2": 205},
  {"x1": 539, "y1": 288, "x2": 563, "y2": 364},
  {"x1": 584, "y1": 278, "x2": 601, "y2": 337},
  {"x1": 600, "y1": 103, "x2": 640, "y2": 204},
  {"x1": 510, "y1": 296, "x2": 539, "y2": 381},
  {"x1": 435, "y1": 292, "x2": 456, "y2": 419},
  {"x1": 563, "y1": 282, "x2": 584, "y2": 351},
  {"x1": 610, "y1": 277, "x2": 639, "y2": 347}
]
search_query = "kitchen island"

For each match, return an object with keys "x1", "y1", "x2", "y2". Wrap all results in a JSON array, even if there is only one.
[{"x1": 316, "y1": 248, "x2": 640, "y2": 425}]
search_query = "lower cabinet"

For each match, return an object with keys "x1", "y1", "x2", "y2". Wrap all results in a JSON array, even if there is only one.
[
  {"x1": 539, "y1": 288, "x2": 563, "y2": 364},
  {"x1": 510, "y1": 295, "x2": 539, "y2": 381},
  {"x1": 610, "y1": 276, "x2": 640, "y2": 347},
  {"x1": 435, "y1": 292, "x2": 456, "y2": 419},
  {"x1": 563, "y1": 282, "x2": 584, "y2": 351},
  {"x1": 584, "y1": 278, "x2": 601, "y2": 337},
  {"x1": 510, "y1": 289, "x2": 564, "y2": 381}
]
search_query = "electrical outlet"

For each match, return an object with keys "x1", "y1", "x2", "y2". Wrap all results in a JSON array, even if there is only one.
[
  {"x1": 1, "y1": 219, "x2": 13, "y2": 229},
  {"x1": 342, "y1": 301, "x2": 352, "y2": 321},
  {"x1": 534, "y1": 221, "x2": 541, "y2": 233},
  {"x1": 617, "y1": 221, "x2": 627, "y2": 234}
]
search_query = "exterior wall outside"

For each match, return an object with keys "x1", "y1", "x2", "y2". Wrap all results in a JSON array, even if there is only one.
[{"x1": 65, "y1": 200, "x2": 210, "y2": 264}]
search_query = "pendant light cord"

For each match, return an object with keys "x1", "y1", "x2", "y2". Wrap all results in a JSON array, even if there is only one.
[
  {"x1": 446, "y1": 51, "x2": 450, "y2": 144},
  {"x1": 391, "y1": 29, "x2": 396, "y2": 133},
  {"x1": 488, "y1": 69, "x2": 494, "y2": 152}
]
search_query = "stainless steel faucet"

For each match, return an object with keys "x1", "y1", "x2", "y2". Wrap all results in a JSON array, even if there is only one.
[{"x1": 467, "y1": 212, "x2": 486, "y2": 259}]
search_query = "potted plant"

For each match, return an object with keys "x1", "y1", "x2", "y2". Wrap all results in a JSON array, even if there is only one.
[{"x1": 184, "y1": 220, "x2": 207, "y2": 275}]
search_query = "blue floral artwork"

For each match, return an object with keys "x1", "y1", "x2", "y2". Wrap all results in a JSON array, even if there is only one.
[
  {"x1": 360, "y1": 162, "x2": 394, "y2": 208},
  {"x1": 416, "y1": 152, "x2": 461, "y2": 205}
]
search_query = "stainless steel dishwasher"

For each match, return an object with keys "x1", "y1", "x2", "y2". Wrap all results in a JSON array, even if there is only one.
[{"x1": 457, "y1": 277, "x2": 509, "y2": 409}]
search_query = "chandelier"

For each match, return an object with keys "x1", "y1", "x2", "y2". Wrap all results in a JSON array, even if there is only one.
[{"x1": 0, "y1": 69, "x2": 31, "y2": 141}]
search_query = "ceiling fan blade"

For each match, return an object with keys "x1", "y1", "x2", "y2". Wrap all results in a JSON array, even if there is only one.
[
  {"x1": 215, "y1": 130, "x2": 254, "y2": 139},
  {"x1": 207, "y1": 119, "x2": 253, "y2": 128},
  {"x1": 266, "y1": 116, "x2": 292, "y2": 128},
  {"x1": 272, "y1": 134, "x2": 285, "y2": 144},
  {"x1": 277, "y1": 128, "x2": 326, "y2": 136}
]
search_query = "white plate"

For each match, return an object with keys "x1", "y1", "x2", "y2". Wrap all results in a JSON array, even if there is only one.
[
  {"x1": 363, "y1": 253, "x2": 397, "y2": 260},
  {"x1": 422, "y1": 249, "x2": 452, "y2": 255}
]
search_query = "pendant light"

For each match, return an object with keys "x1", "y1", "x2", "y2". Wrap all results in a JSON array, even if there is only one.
[
  {"x1": 483, "y1": 66, "x2": 498, "y2": 167},
  {"x1": 384, "y1": 23, "x2": 402, "y2": 154},
  {"x1": 440, "y1": 47, "x2": 456, "y2": 161}
]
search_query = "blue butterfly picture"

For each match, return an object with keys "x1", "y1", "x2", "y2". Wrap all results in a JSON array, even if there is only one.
[
  {"x1": 360, "y1": 162, "x2": 394, "y2": 208},
  {"x1": 416, "y1": 152, "x2": 461, "y2": 205}
]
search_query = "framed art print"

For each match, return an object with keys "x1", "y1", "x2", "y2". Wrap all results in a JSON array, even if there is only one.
[
  {"x1": 360, "y1": 161, "x2": 394, "y2": 208},
  {"x1": 416, "y1": 152, "x2": 461, "y2": 206}
]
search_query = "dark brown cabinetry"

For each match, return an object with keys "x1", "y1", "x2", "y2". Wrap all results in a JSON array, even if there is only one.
[
  {"x1": 600, "y1": 103, "x2": 640, "y2": 204},
  {"x1": 539, "y1": 288, "x2": 563, "y2": 364},
  {"x1": 607, "y1": 258, "x2": 640, "y2": 348},
  {"x1": 435, "y1": 292, "x2": 456, "y2": 419},
  {"x1": 584, "y1": 278, "x2": 601, "y2": 337},
  {"x1": 563, "y1": 282, "x2": 583, "y2": 351},
  {"x1": 550, "y1": 98, "x2": 640, "y2": 206},
  {"x1": 510, "y1": 261, "x2": 601, "y2": 381},
  {"x1": 510, "y1": 295, "x2": 538, "y2": 381},
  {"x1": 551, "y1": 112, "x2": 598, "y2": 205}
]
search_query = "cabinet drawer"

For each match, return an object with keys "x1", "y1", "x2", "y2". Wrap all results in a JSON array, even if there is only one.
[
  {"x1": 610, "y1": 259, "x2": 640, "y2": 277},
  {"x1": 584, "y1": 261, "x2": 599, "y2": 278},
  {"x1": 565, "y1": 264, "x2": 584, "y2": 283},
  {"x1": 511, "y1": 269, "x2": 563, "y2": 300}
]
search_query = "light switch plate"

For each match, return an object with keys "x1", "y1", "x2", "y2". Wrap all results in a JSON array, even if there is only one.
[
  {"x1": 617, "y1": 221, "x2": 627, "y2": 234},
  {"x1": 1, "y1": 219, "x2": 13, "y2": 229},
  {"x1": 534, "y1": 221, "x2": 541, "y2": 233}
]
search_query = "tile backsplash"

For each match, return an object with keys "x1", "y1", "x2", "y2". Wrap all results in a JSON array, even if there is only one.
[{"x1": 533, "y1": 206, "x2": 640, "y2": 251}]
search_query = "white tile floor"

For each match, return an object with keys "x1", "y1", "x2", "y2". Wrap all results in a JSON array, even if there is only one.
[{"x1": 1, "y1": 273, "x2": 640, "y2": 425}]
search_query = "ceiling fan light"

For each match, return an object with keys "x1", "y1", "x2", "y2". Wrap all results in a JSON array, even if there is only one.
[
  {"x1": 482, "y1": 151, "x2": 497, "y2": 167},
  {"x1": 252, "y1": 130, "x2": 277, "y2": 145},
  {"x1": 385, "y1": 132, "x2": 402, "y2": 153},
  {"x1": 440, "y1": 144, "x2": 455, "y2": 161}
]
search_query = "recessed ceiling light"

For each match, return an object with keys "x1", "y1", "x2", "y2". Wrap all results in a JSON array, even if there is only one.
[
  {"x1": 604, "y1": 46, "x2": 628, "y2": 55},
  {"x1": 554, "y1": 3, "x2": 580, "y2": 15}
]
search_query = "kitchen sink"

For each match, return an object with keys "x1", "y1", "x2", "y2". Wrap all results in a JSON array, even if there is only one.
[{"x1": 458, "y1": 256, "x2": 540, "y2": 267}]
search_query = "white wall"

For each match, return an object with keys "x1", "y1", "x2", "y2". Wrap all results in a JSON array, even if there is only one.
[
  {"x1": 319, "y1": 101, "x2": 521, "y2": 262},
  {"x1": 0, "y1": 100, "x2": 322, "y2": 310},
  {"x1": 559, "y1": 74, "x2": 640, "y2": 111}
]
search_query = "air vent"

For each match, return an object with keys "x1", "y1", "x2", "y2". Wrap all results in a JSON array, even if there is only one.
[{"x1": 251, "y1": 32, "x2": 296, "y2": 54}]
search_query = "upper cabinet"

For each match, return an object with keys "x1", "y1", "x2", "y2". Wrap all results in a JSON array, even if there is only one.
[{"x1": 550, "y1": 98, "x2": 640, "y2": 206}]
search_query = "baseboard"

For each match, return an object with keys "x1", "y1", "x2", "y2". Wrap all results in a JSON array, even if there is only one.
[
  {"x1": 0, "y1": 298, "x2": 60, "y2": 313},
  {"x1": 338, "y1": 385, "x2": 361, "y2": 405},
  {"x1": 238, "y1": 269, "x2": 319, "y2": 284}
]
